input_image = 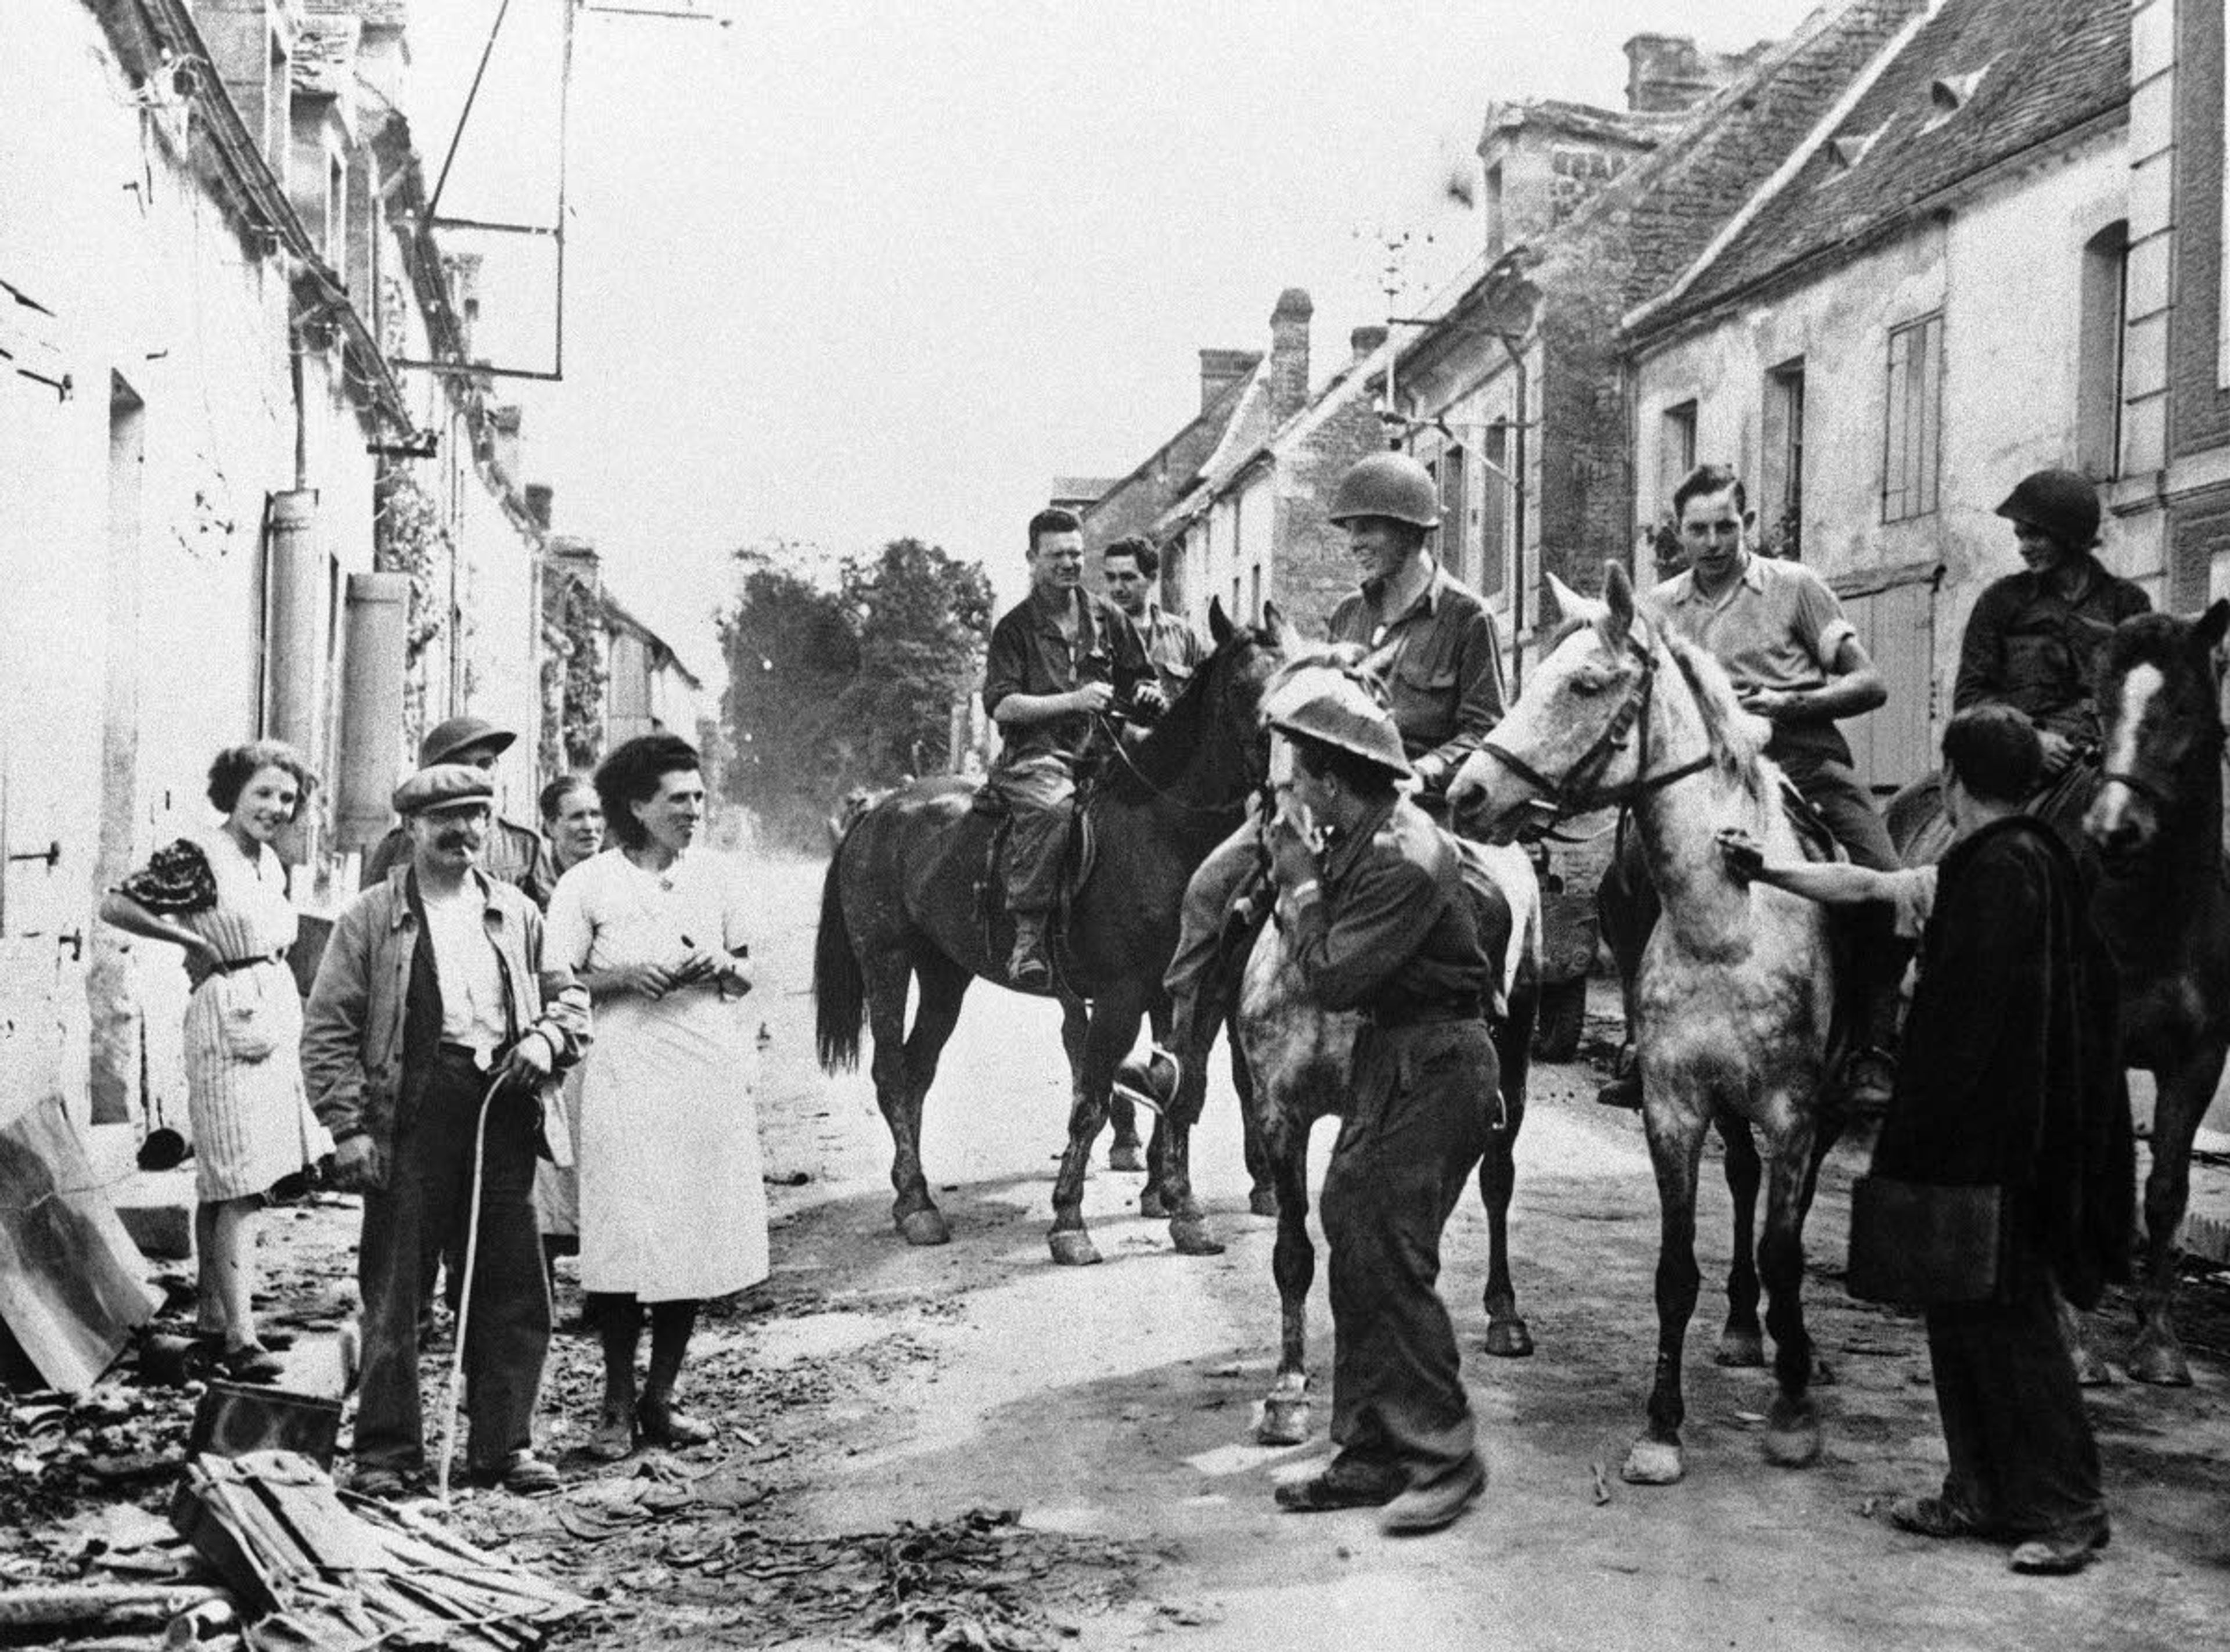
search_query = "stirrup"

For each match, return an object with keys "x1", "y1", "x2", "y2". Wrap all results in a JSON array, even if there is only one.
[{"x1": 1112, "y1": 1046, "x2": 1180, "y2": 1115}]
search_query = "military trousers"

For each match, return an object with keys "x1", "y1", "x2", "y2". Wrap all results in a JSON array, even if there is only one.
[{"x1": 1321, "y1": 1017, "x2": 1493, "y2": 1492}]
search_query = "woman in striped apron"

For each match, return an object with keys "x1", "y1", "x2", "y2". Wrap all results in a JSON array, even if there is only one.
[{"x1": 102, "y1": 741, "x2": 332, "y2": 1382}]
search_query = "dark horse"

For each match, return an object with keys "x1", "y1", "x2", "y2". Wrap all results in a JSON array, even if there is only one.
[
  {"x1": 814, "y1": 601, "x2": 1292, "y2": 1264},
  {"x1": 1891, "y1": 604, "x2": 2230, "y2": 1385}
]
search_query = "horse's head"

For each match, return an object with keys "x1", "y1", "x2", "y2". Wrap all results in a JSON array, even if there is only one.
[
  {"x1": 1450, "y1": 561, "x2": 1663, "y2": 842},
  {"x1": 1124, "y1": 597, "x2": 1297, "y2": 806},
  {"x1": 2086, "y1": 601, "x2": 2230, "y2": 858}
]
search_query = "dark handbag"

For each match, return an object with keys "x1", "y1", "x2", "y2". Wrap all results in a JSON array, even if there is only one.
[{"x1": 1846, "y1": 1175, "x2": 2004, "y2": 1305}]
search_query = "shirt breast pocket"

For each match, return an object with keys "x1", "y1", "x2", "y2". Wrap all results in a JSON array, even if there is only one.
[{"x1": 1390, "y1": 656, "x2": 1458, "y2": 733}]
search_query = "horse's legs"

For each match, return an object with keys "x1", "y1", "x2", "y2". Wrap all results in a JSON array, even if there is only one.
[
  {"x1": 2130, "y1": 1046, "x2": 2224, "y2": 1385},
  {"x1": 865, "y1": 947, "x2": 947, "y2": 1246},
  {"x1": 1714, "y1": 1118, "x2": 1765, "y2": 1367},
  {"x1": 1069, "y1": 992, "x2": 1142, "y2": 1175},
  {"x1": 1229, "y1": 1017, "x2": 1278, "y2": 1217},
  {"x1": 1256, "y1": 1126, "x2": 1318, "y2": 1444},
  {"x1": 1624, "y1": 1106, "x2": 1707, "y2": 1485},
  {"x1": 1758, "y1": 1114, "x2": 1823, "y2": 1467},
  {"x1": 1481, "y1": 989, "x2": 1534, "y2": 1356},
  {"x1": 1047, "y1": 992, "x2": 1121, "y2": 1265},
  {"x1": 1139, "y1": 999, "x2": 1179, "y2": 1216},
  {"x1": 1143, "y1": 999, "x2": 1225, "y2": 1257},
  {"x1": 1479, "y1": 1079, "x2": 1533, "y2": 1359}
]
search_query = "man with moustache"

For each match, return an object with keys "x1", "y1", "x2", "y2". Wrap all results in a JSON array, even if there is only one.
[
  {"x1": 303, "y1": 765, "x2": 590, "y2": 1497},
  {"x1": 361, "y1": 718, "x2": 555, "y2": 909},
  {"x1": 980, "y1": 506, "x2": 1159, "y2": 988},
  {"x1": 1953, "y1": 469, "x2": 2149, "y2": 784},
  {"x1": 1121, "y1": 451, "x2": 1506, "y2": 1110}
]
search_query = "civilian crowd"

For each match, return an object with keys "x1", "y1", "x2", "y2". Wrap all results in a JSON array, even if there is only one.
[{"x1": 109, "y1": 719, "x2": 766, "y2": 1497}]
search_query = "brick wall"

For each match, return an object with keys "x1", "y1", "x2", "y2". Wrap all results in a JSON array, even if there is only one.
[
  {"x1": 2171, "y1": 0, "x2": 2230, "y2": 455},
  {"x1": 2170, "y1": 483, "x2": 2230, "y2": 609},
  {"x1": 1272, "y1": 398, "x2": 1385, "y2": 636}
]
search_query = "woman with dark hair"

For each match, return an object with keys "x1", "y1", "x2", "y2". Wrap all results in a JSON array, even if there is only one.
[
  {"x1": 99, "y1": 741, "x2": 332, "y2": 1381},
  {"x1": 534, "y1": 775, "x2": 603, "y2": 1308},
  {"x1": 547, "y1": 735, "x2": 765, "y2": 1457}
]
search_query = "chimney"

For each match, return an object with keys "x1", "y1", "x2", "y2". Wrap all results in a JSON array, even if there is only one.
[
  {"x1": 1269, "y1": 288, "x2": 1312, "y2": 419},
  {"x1": 1350, "y1": 325, "x2": 1389, "y2": 361},
  {"x1": 524, "y1": 483, "x2": 553, "y2": 531},
  {"x1": 488, "y1": 404, "x2": 523, "y2": 484},
  {"x1": 1198, "y1": 348, "x2": 1260, "y2": 411},
  {"x1": 1623, "y1": 33, "x2": 1753, "y2": 115},
  {"x1": 545, "y1": 534, "x2": 601, "y2": 593}
]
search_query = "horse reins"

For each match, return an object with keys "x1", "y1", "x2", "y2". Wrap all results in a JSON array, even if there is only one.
[{"x1": 1477, "y1": 631, "x2": 1714, "y2": 816}]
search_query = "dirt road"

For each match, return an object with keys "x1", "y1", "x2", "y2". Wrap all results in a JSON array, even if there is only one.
[
  {"x1": 463, "y1": 851, "x2": 2223, "y2": 1651},
  {"x1": 17, "y1": 851, "x2": 2225, "y2": 1649}
]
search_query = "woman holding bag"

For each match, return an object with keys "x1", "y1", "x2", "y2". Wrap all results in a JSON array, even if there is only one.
[
  {"x1": 100, "y1": 741, "x2": 332, "y2": 1381},
  {"x1": 547, "y1": 735, "x2": 767, "y2": 1459},
  {"x1": 1718, "y1": 704, "x2": 2131, "y2": 1577}
]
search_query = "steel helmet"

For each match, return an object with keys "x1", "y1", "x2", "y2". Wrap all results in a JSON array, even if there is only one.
[
  {"x1": 1994, "y1": 469, "x2": 2102, "y2": 552},
  {"x1": 1327, "y1": 451, "x2": 1440, "y2": 530},
  {"x1": 1264, "y1": 671, "x2": 1413, "y2": 779}
]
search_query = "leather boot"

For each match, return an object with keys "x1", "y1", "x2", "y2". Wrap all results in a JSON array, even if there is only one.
[{"x1": 1007, "y1": 913, "x2": 1053, "y2": 990}]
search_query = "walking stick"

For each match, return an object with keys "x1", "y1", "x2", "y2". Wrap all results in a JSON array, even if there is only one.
[{"x1": 437, "y1": 1072, "x2": 507, "y2": 1503}]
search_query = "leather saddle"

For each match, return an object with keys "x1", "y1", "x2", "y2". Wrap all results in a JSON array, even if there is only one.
[{"x1": 968, "y1": 784, "x2": 1099, "y2": 926}]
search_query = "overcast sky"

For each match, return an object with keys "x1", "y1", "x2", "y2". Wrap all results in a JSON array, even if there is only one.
[{"x1": 407, "y1": 1, "x2": 1826, "y2": 678}]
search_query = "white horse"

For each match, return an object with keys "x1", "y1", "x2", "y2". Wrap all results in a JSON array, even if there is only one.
[
  {"x1": 1234, "y1": 658, "x2": 1544, "y2": 1445},
  {"x1": 1450, "y1": 563, "x2": 1846, "y2": 1484}
]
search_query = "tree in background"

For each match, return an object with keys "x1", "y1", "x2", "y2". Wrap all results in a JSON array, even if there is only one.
[
  {"x1": 716, "y1": 536, "x2": 993, "y2": 851},
  {"x1": 718, "y1": 542, "x2": 859, "y2": 847},
  {"x1": 837, "y1": 538, "x2": 994, "y2": 781}
]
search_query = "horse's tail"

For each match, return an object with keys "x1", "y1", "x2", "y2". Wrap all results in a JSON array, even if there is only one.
[{"x1": 814, "y1": 850, "x2": 866, "y2": 1072}]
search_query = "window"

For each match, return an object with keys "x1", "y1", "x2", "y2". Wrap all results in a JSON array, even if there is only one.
[
  {"x1": 1162, "y1": 537, "x2": 1188, "y2": 618},
  {"x1": 1659, "y1": 400, "x2": 1698, "y2": 517},
  {"x1": 1762, "y1": 360, "x2": 1806, "y2": 559},
  {"x1": 326, "y1": 156, "x2": 346, "y2": 266},
  {"x1": 1478, "y1": 420, "x2": 1509, "y2": 598},
  {"x1": 1882, "y1": 313, "x2": 1943, "y2": 522},
  {"x1": 1248, "y1": 563, "x2": 1262, "y2": 622},
  {"x1": 1486, "y1": 163, "x2": 1505, "y2": 256},
  {"x1": 2077, "y1": 221, "x2": 2128, "y2": 481},
  {"x1": 1435, "y1": 445, "x2": 1469, "y2": 584}
]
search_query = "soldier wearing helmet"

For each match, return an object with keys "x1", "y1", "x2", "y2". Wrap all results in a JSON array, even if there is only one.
[
  {"x1": 1257, "y1": 673, "x2": 1492, "y2": 1535},
  {"x1": 1117, "y1": 450, "x2": 1507, "y2": 1115},
  {"x1": 1953, "y1": 469, "x2": 2148, "y2": 781}
]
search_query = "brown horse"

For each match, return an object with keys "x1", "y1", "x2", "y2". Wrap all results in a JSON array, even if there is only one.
[
  {"x1": 814, "y1": 601, "x2": 1293, "y2": 1264},
  {"x1": 1894, "y1": 604, "x2": 2230, "y2": 1385}
]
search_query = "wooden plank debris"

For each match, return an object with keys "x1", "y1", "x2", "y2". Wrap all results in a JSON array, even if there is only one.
[{"x1": 170, "y1": 1449, "x2": 585, "y2": 1647}]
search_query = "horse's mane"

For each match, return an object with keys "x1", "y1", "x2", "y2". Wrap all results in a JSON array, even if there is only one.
[
  {"x1": 1641, "y1": 607, "x2": 1774, "y2": 802},
  {"x1": 1108, "y1": 621, "x2": 1279, "y2": 802}
]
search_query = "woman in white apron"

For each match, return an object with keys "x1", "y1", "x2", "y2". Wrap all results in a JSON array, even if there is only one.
[
  {"x1": 532, "y1": 773, "x2": 604, "y2": 1312},
  {"x1": 102, "y1": 742, "x2": 332, "y2": 1382},
  {"x1": 547, "y1": 734, "x2": 766, "y2": 1459}
]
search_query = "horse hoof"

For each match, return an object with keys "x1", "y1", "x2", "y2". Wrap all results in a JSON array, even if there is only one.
[
  {"x1": 1170, "y1": 1216, "x2": 1225, "y2": 1257},
  {"x1": 1713, "y1": 1329, "x2": 1765, "y2": 1368},
  {"x1": 2070, "y1": 1346, "x2": 2116, "y2": 1388},
  {"x1": 1762, "y1": 1399, "x2": 1821, "y2": 1468},
  {"x1": 1048, "y1": 1229, "x2": 1103, "y2": 1267},
  {"x1": 896, "y1": 1209, "x2": 950, "y2": 1247},
  {"x1": 2127, "y1": 1333, "x2": 2193, "y2": 1388},
  {"x1": 1136, "y1": 1187, "x2": 1170, "y2": 1220},
  {"x1": 1107, "y1": 1144, "x2": 1146, "y2": 1174},
  {"x1": 1256, "y1": 1395, "x2": 1312, "y2": 1446},
  {"x1": 1620, "y1": 1438, "x2": 1684, "y2": 1486},
  {"x1": 1483, "y1": 1318, "x2": 1535, "y2": 1359},
  {"x1": 1248, "y1": 1187, "x2": 1279, "y2": 1218}
]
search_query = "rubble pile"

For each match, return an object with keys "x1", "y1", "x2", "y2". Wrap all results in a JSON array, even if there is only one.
[{"x1": 172, "y1": 1451, "x2": 585, "y2": 1650}]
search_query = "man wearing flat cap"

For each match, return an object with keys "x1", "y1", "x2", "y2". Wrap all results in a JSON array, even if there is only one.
[
  {"x1": 359, "y1": 717, "x2": 556, "y2": 908},
  {"x1": 1954, "y1": 469, "x2": 2149, "y2": 784},
  {"x1": 303, "y1": 764, "x2": 591, "y2": 1498}
]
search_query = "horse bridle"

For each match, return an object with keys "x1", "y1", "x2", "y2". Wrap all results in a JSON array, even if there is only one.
[{"x1": 1477, "y1": 631, "x2": 1715, "y2": 818}]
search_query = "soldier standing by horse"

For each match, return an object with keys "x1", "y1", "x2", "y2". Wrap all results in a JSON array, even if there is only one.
[
  {"x1": 1256, "y1": 675, "x2": 1497, "y2": 1536},
  {"x1": 1121, "y1": 451, "x2": 1508, "y2": 1112}
]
